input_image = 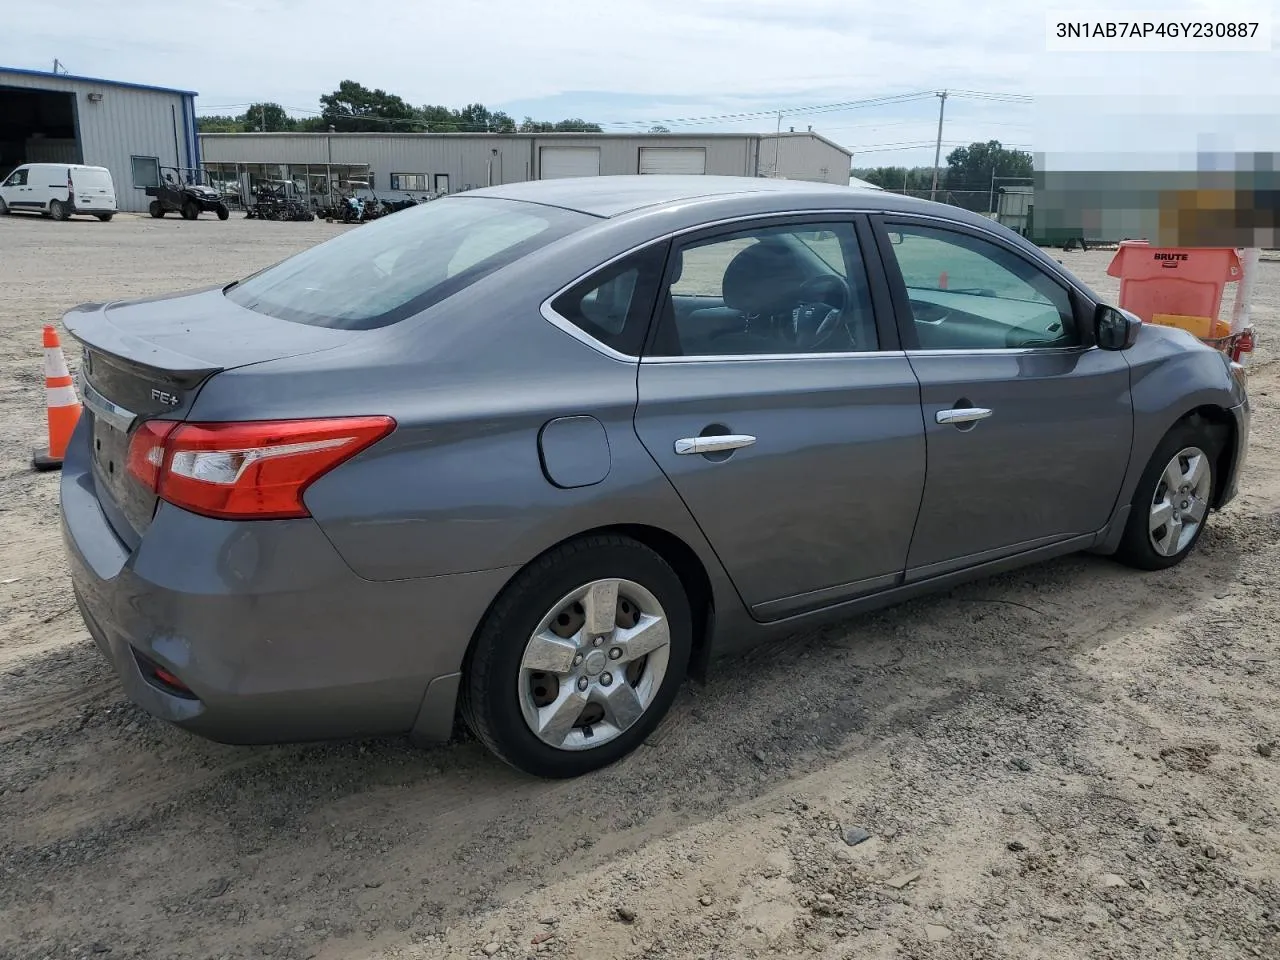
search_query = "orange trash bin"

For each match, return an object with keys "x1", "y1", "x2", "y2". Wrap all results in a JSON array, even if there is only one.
[{"x1": 1106, "y1": 241, "x2": 1242, "y2": 340}]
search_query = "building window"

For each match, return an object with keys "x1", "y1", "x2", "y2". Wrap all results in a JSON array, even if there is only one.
[
  {"x1": 391, "y1": 173, "x2": 428, "y2": 191},
  {"x1": 131, "y1": 156, "x2": 160, "y2": 189}
]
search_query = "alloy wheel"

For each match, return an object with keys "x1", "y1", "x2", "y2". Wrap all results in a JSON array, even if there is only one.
[
  {"x1": 517, "y1": 578, "x2": 671, "y2": 751},
  {"x1": 1149, "y1": 445, "x2": 1212, "y2": 557}
]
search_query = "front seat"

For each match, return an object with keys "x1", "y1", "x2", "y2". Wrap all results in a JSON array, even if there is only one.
[
  {"x1": 721, "y1": 239, "x2": 811, "y2": 317},
  {"x1": 699, "y1": 240, "x2": 810, "y2": 352}
]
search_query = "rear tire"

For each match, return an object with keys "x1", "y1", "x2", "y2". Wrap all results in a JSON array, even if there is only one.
[
  {"x1": 149, "y1": 201, "x2": 165, "y2": 218},
  {"x1": 1114, "y1": 419, "x2": 1222, "y2": 570},
  {"x1": 181, "y1": 200, "x2": 199, "y2": 220},
  {"x1": 215, "y1": 203, "x2": 229, "y2": 221},
  {"x1": 95, "y1": 212, "x2": 113, "y2": 222},
  {"x1": 49, "y1": 200, "x2": 69, "y2": 221},
  {"x1": 461, "y1": 536, "x2": 692, "y2": 778}
]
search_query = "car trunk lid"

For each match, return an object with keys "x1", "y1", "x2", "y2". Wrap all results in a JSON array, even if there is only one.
[{"x1": 64, "y1": 286, "x2": 358, "y2": 544}]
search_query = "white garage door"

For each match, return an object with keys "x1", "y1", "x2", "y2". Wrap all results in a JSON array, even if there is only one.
[
  {"x1": 639, "y1": 147, "x2": 707, "y2": 175},
  {"x1": 540, "y1": 146, "x2": 601, "y2": 179}
]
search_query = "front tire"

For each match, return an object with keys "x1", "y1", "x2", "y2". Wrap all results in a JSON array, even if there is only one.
[
  {"x1": 95, "y1": 212, "x2": 113, "y2": 222},
  {"x1": 0, "y1": 197, "x2": 8, "y2": 215},
  {"x1": 49, "y1": 200, "x2": 69, "y2": 221},
  {"x1": 215, "y1": 203, "x2": 229, "y2": 221},
  {"x1": 1115, "y1": 419, "x2": 1221, "y2": 570},
  {"x1": 181, "y1": 200, "x2": 199, "y2": 220},
  {"x1": 149, "y1": 201, "x2": 165, "y2": 218},
  {"x1": 461, "y1": 536, "x2": 692, "y2": 778}
]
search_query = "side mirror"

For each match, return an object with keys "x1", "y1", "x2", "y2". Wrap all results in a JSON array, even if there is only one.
[
  {"x1": 1095, "y1": 304, "x2": 1141, "y2": 350},
  {"x1": 887, "y1": 231, "x2": 904, "y2": 245}
]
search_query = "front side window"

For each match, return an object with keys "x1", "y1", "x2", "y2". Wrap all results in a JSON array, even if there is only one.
[
  {"x1": 651, "y1": 221, "x2": 878, "y2": 356},
  {"x1": 226, "y1": 197, "x2": 592, "y2": 329},
  {"x1": 131, "y1": 156, "x2": 159, "y2": 189},
  {"x1": 3, "y1": 169, "x2": 27, "y2": 187},
  {"x1": 884, "y1": 224, "x2": 1077, "y2": 350},
  {"x1": 549, "y1": 244, "x2": 668, "y2": 356}
]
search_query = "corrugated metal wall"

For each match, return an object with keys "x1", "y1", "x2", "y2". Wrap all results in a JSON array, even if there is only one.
[
  {"x1": 200, "y1": 133, "x2": 800, "y2": 186},
  {"x1": 0, "y1": 70, "x2": 196, "y2": 212},
  {"x1": 199, "y1": 132, "x2": 852, "y2": 188},
  {"x1": 757, "y1": 134, "x2": 851, "y2": 184},
  {"x1": 200, "y1": 134, "x2": 533, "y2": 190},
  {"x1": 528, "y1": 136, "x2": 756, "y2": 177}
]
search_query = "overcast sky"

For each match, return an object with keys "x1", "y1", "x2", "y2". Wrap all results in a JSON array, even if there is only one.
[{"x1": 6, "y1": 0, "x2": 1276, "y2": 168}]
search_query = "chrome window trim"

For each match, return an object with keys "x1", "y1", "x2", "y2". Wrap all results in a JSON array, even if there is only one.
[
  {"x1": 538, "y1": 206, "x2": 1097, "y2": 361},
  {"x1": 903, "y1": 345, "x2": 1096, "y2": 358},
  {"x1": 641, "y1": 350, "x2": 907, "y2": 364},
  {"x1": 539, "y1": 300, "x2": 637, "y2": 363}
]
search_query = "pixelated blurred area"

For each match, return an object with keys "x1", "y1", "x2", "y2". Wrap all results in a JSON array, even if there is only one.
[{"x1": 1033, "y1": 162, "x2": 1280, "y2": 249}]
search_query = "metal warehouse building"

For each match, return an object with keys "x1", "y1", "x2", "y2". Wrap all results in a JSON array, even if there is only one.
[
  {"x1": 198, "y1": 131, "x2": 852, "y2": 206},
  {"x1": 0, "y1": 66, "x2": 199, "y2": 213}
]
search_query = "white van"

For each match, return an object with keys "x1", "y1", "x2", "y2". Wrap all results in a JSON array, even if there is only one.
[{"x1": 0, "y1": 163, "x2": 117, "y2": 221}]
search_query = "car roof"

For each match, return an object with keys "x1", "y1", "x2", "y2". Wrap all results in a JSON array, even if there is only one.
[
  {"x1": 462, "y1": 174, "x2": 1013, "y2": 237},
  {"x1": 22, "y1": 163, "x2": 109, "y2": 171},
  {"x1": 468, "y1": 175, "x2": 896, "y2": 218}
]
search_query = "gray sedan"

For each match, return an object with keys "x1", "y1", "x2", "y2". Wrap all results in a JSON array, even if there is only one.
[{"x1": 60, "y1": 176, "x2": 1250, "y2": 778}]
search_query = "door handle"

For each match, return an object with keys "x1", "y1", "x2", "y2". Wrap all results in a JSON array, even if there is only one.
[
  {"x1": 674, "y1": 434, "x2": 756, "y2": 455},
  {"x1": 936, "y1": 407, "x2": 992, "y2": 425}
]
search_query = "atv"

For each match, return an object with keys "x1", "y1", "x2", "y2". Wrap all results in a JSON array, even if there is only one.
[{"x1": 146, "y1": 167, "x2": 230, "y2": 221}]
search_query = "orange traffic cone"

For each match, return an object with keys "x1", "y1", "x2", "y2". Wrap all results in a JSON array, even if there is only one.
[{"x1": 32, "y1": 325, "x2": 82, "y2": 471}]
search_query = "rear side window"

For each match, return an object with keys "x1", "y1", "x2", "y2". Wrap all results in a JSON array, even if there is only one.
[
  {"x1": 226, "y1": 197, "x2": 593, "y2": 330},
  {"x1": 549, "y1": 243, "x2": 668, "y2": 356}
]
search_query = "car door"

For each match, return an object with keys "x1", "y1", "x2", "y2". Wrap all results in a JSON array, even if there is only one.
[
  {"x1": 633, "y1": 215, "x2": 926, "y2": 620},
  {"x1": 874, "y1": 215, "x2": 1133, "y2": 579},
  {"x1": 1, "y1": 167, "x2": 28, "y2": 209}
]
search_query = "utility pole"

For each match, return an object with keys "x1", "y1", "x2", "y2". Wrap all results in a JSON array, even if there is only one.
[
  {"x1": 772, "y1": 110, "x2": 782, "y2": 177},
  {"x1": 989, "y1": 166, "x2": 998, "y2": 215},
  {"x1": 929, "y1": 90, "x2": 948, "y2": 202},
  {"x1": 260, "y1": 102, "x2": 267, "y2": 133}
]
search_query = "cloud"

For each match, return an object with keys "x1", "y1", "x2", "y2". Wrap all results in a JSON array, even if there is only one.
[{"x1": 7, "y1": 0, "x2": 1260, "y2": 168}]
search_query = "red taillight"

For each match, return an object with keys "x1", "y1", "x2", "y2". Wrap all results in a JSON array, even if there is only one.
[
  {"x1": 126, "y1": 420, "x2": 178, "y2": 490},
  {"x1": 153, "y1": 666, "x2": 189, "y2": 691},
  {"x1": 126, "y1": 417, "x2": 395, "y2": 520}
]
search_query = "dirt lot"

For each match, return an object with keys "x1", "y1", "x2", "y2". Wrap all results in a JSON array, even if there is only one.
[{"x1": 1, "y1": 212, "x2": 1279, "y2": 960}]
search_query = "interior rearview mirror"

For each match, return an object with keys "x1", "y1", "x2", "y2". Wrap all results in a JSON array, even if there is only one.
[
  {"x1": 887, "y1": 232, "x2": 904, "y2": 245},
  {"x1": 1095, "y1": 304, "x2": 1141, "y2": 350}
]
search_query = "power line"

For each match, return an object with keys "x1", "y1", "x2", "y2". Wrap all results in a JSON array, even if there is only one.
[{"x1": 194, "y1": 88, "x2": 1040, "y2": 139}]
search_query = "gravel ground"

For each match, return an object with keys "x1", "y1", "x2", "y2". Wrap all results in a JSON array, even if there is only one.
[{"x1": 1, "y1": 212, "x2": 1279, "y2": 960}]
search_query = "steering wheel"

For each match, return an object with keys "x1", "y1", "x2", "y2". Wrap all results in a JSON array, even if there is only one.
[{"x1": 787, "y1": 274, "x2": 851, "y2": 351}]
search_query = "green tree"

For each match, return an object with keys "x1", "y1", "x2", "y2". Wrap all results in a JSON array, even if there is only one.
[
  {"x1": 419, "y1": 104, "x2": 460, "y2": 131},
  {"x1": 852, "y1": 166, "x2": 938, "y2": 192},
  {"x1": 452, "y1": 103, "x2": 517, "y2": 133},
  {"x1": 943, "y1": 141, "x2": 1033, "y2": 211},
  {"x1": 553, "y1": 118, "x2": 603, "y2": 132},
  {"x1": 519, "y1": 117, "x2": 555, "y2": 133},
  {"x1": 197, "y1": 114, "x2": 239, "y2": 133},
  {"x1": 320, "y1": 80, "x2": 419, "y2": 131},
  {"x1": 239, "y1": 102, "x2": 296, "y2": 133}
]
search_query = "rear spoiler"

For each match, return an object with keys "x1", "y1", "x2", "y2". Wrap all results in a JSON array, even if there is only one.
[{"x1": 62, "y1": 301, "x2": 224, "y2": 379}]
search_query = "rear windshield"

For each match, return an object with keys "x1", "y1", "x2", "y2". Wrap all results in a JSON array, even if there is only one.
[
  {"x1": 225, "y1": 196, "x2": 592, "y2": 329},
  {"x1": 72, "y1": 169, "x2": 113, "y2": 190}
]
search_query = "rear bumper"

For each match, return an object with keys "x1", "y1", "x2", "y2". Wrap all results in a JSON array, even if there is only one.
[{"x1": 59, "y1": 418, "x2": 514, "y2": 744}]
